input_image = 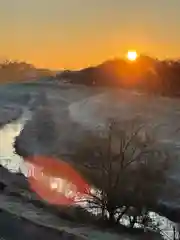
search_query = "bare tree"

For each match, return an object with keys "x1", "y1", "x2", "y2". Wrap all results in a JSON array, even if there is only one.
[{"x1": 73, "y1": 119, "x2": 170, "y2": 229}]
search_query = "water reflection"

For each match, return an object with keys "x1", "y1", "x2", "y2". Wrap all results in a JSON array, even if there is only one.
[
  {"x1": 25, "y1": 156, "x2": 90, "y2": 205},
  {"x1": 0, "y1": 110, "x2": 31, "y2": 173}
]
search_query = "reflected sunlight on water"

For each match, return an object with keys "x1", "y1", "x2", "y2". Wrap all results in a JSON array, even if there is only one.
[
  {"x1": 0, "y1": 109, "x2": 31, "y2": 173},
  {"x1": 25, "y1": 156, "x2": 90, "y2": 205}
]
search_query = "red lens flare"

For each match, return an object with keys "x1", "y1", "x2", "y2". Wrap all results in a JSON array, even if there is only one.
[{"x1": 24, "y1": 156, "x2": 90, "y2": 205}]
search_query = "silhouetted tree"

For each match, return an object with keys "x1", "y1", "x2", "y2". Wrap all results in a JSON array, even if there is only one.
[{"x1": 73, "y1": 119, "x2": 170, "y2": 230}]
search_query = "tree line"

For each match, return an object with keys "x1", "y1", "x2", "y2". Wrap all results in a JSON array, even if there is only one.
[
  {"x1": 0, "y1": 60, "x2": 52, "y2": 82},
  {"x1": 58, "y1": 55, "x2": 180, "y2": 97}
]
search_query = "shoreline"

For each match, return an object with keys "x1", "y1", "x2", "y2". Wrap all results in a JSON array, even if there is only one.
[{"x1": 0, "y1": 106, "x2": 23, "y2": 130}]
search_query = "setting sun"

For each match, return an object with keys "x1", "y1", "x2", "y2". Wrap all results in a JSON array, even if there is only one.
[{"x1": 127, "y1": 51, "x2": 138, "y2": 61}]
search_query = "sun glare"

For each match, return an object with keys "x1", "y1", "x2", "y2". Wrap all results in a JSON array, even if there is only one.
[{"x1": 127, "y1": 51, "x2": 138, "y2": 61}]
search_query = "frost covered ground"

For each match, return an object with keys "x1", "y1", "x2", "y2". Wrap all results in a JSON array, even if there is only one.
[{"x1": 1, "y1": 80, "x2": 180, "y2": 239}]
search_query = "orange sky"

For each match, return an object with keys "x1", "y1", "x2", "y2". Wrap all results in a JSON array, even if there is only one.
[{"x1": 1, "y1": 0, "x2": 180, "y2": 70}]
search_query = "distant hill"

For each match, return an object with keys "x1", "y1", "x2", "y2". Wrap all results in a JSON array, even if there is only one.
[{"x1": 0, "y1": 60, "x2": 53, "y2": 83}]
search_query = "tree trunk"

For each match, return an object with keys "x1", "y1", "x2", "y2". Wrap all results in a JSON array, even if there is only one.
[
  {"x1": 109, "y1": 210, "x2": 115, "y2": 225},
  {"x1": 102, "y1": 204, "x2": 105, "y2": 219},
  {"x1": 116, "y1": 206, "x2": 129, "y2": 224},
  {"x1": 130, "y1": 216, "x2": 137, "y2": 228}
]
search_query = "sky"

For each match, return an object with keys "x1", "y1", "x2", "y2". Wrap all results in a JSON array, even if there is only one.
[{"x1": 0, "y1": 0, "x2": 180, "y2": 70}]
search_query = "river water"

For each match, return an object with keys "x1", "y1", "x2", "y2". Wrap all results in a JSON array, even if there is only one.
[{"x1": 0, "y1": 109, "x2": 31, "y2": 174}]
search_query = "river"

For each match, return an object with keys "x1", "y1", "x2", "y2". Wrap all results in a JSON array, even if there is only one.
[{"x1": 0, "y1": 109, "x2": 31, "y2": 174}]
